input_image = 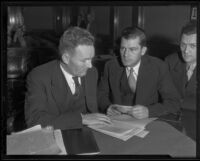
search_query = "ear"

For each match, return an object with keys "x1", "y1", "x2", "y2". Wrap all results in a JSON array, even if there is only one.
[
  {"x1": 141, "y1": 46, "x2": 147, "y2": 56},
  {"x1": 62, "y1": 53, "x2": 70, "y2": 64}
]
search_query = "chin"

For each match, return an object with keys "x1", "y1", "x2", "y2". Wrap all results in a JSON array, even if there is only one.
[
  {"x1": 183, "y1": 57, "x2": 193, "y2": 63},
  {"x1": 122, "y1": 60, "x2": 130, "y2": 66},
  {"x1": 79, "y1": 71, "x2": 87, "y2": 77},
  {"x1": 122, "y1": 60, "x2": 135, "y2": 67}
]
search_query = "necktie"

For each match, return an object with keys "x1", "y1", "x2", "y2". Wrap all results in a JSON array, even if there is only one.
[
  {"x1": 72, "y1": 76, "x2": 81, "y2": 96},
  {"x1": 128, "y1": 68, "x2": 136, "y2": 93},
  {"x1": 187, "y1": 65, "x2": 194, "y2": 81}
]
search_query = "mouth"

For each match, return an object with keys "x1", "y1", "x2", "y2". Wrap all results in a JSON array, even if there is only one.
[
  {"x1": 183, "y1": 54, "x2": 192, "y2": 58},
  {"x1": 122, "y1": 57, "x2": 129, "y2": 61}
]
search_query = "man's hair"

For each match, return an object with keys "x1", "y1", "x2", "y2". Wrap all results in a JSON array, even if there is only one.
[
  {"x1": 181, "y1": 20, "x2": 197, "y2": 36},
  {"x1": 121, "y1": 26, "x2": 146, "y2": 47},
  {"x1": 58, "y1": 26, "x2": 94, "y2": 59}
]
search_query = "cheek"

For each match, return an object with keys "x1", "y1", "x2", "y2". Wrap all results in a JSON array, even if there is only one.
[
  {"x1": 129, "y1": 54, "x2": 141, "y2": 62},
  {"x1": 192, "y1": 50, "x2": 197, "y2": 57},
  {"x1": 75, "y1": 62, "x2": 87, "y2": 72}
]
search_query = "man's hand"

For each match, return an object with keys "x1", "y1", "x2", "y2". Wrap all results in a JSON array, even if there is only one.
[
  {"x1": 127, "y1": 105, "x2": 149, "y2": 119},
  {"x1": 82, "y1": 113, "x2": 112, "y2": 126},
  {"x1": 107, "y1": 104, "x2": 132, "y2": 116}
]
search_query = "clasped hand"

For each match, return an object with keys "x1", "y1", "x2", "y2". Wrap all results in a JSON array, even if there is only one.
[{"x1": 107, "y1": 104, "x2": 149, "y2": 119}]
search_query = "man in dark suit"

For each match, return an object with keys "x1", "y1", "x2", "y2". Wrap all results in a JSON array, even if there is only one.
[
  {"x1": 165, "y1": 21, "x2": 196, "y2": 140},
  {"x1": 98, "y1": 27, "x2": 181, "y2": 120},
  {"x1": 25, "y1": 27, "x2": 111, "y2": 130}
]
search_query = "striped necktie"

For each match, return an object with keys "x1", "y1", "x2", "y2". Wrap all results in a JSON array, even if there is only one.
[
  {"x1": 128, "y1": 68, "x2": 136, "y2": 93},
  {"x1": 186, "y1": 64, "x2": 195, "y2": 81}
]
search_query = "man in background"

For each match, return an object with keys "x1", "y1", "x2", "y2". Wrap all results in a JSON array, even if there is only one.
[
  {"x1": 25, "y1": 27, "x2": 111, "y2": 130},
  {"x1": 165, "y1": 21, "x2": 197, "y2": 140}
]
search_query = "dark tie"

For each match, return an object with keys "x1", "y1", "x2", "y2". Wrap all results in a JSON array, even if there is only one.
[
  {"x1": 72, "y1": 76, "x2": 81, "y2": 96},
  {"x1": 128, "y1": 68, "x2": 136, "y2": 93}
]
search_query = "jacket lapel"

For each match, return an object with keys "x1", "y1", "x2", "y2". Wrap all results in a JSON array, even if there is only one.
[
  {"x1": 84, "y1": 69, "x2": 98, "y2": 112},
  {"x1": 135, "y1": 56, "x2": 156, "y2": 104},
  {"x1": 112, "y1": 64, "x2": 124, "y2": 104},
  {"x1": 51, "y1": 61, "x2": 71, "y2": 112},
  {"x1": 172, "y1": 60, "x2": 187, "y2": 97},
  {"x1": 186, "y1": 67, "x2": 196, "y2": 91}
]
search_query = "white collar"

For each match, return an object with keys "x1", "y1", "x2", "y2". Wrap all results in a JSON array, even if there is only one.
[
  {"x1": 186, "y1": 62, "x2": 196, "y2": 71},
  {"x1": 126, "y1": 60, "x2": 141, "y2": 76},
  {"x1": 60, "y1": 63, "x2": 81, "y2": 84}
]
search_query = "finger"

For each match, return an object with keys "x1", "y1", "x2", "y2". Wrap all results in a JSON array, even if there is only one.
[
  {"x1": 132, "y1": 108, "x2": 143, "y2": 113},
  {"x1": 97, "y1": 117, "x2": 112, "y2": 124}
]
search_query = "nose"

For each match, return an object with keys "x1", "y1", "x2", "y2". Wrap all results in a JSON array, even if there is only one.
[
  {"x1": 123, "y1": 48, "x2": 129, "y2": 57},
  {"x1": 184, "y1": 45, "x2": 190, "y2": 54},
  {"x1": 86, "y1": 60, "x2": 92, "y2": 68}
]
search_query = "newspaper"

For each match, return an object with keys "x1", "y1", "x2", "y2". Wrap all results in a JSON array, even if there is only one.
[{"x1": 89, "y1": 114, "x2": 157, "y2": 141}]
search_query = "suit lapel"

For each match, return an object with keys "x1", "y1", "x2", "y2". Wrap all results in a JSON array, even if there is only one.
[
  {"x1": 186, "y1": 67, "x2": 196, "y2": 90},
  {"x1": 172, "y1": 60, "x2": 187, "y2": 96},
  {"x1": 51, "y1": 61, "x2": 71, "y2": 112},
  {"x1": 135, "y1": 56, "x2": 156, "y2": 104},
  {"x1": 112, "y1": 64, "x2": 124, "y2": 104},
  {"x1": 120, "y1": 68, "x2": 130, "y2": 93},
  {"x1": 84, "y1": 69, "x2": 98, "y2": 112}
]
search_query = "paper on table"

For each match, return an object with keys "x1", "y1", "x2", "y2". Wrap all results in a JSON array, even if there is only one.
[
  {"x1": 89, "y1": 123, "x2": 144, "y2": 141},
  {"x1": 89, "y1": 117, "x2": 146, "y2": 141},
  {"x1": 89, "y1": 123, "x2": 135, "y2": 137},
  {"x1": 54, "y1": 129, "x2": 67, "y2": 155},
  {"x1": 135, "y1": 130, "x2": 149, "y2": 138},
  {"x1": 7, "y1": 128, "x2": 61, "y2": 155},
  {"x1": 89, "y1": 114, "x2": 156, "y2": 141},
  {"x1": 119, "y1": 127, "x2": 145, "y2": 141},
  {"x1": 110, "y1": 114, "x2": 157, "y2": 129},
  {"x1": 11, "y1": 125, "x2": 42, "y2": 135}
]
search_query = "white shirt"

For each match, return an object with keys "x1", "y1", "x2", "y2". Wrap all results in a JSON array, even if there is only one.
[
  {"x1": 126, "y1": 61, "x2": 141, "y2": 81},
  {"x1": 60, "y1": 64, "x2": 81, "y2": 95}
]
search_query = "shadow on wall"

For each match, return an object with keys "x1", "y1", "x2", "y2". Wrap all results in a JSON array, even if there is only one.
[{"x1": 147, "y1": 36, "x2": 180, "y2": 60}]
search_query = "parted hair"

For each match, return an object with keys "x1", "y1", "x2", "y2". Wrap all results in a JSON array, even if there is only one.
[
  {"x1": 58, "y1": 26, "x2": 94, "y2": 60},
  {"x1": 121, "y1": 26, "x2": 147, "y2": 47}
]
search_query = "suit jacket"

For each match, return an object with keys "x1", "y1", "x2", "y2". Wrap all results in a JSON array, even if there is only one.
[
  {"x1": 25, "y1": 60, "x2": 98, "y2": 130},
  {"x1": 98, "y1": 55, "x2": 181, "y2": 117},
  {"x1": 165, "y1": 53, "x2": 196, "y2": 111}
]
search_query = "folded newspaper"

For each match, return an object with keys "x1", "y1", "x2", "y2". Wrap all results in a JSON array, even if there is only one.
[
  {"x1": 7, "y1": 125, "x2": 64, "y2": 155},
  {"x1": 89, "y1": 114, "x2": 157, "y2": 141}
]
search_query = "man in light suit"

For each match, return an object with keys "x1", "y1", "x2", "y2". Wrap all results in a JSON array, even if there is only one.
[
  {"x1": 98, "y1": 27, "x2": 181, "y2": 120},
  {"x1": 25, "y1": 27, "x2": 111, "y2": 130},
  {"x1": 165, "y1": 21, "x2": 197, "y2": 140}
]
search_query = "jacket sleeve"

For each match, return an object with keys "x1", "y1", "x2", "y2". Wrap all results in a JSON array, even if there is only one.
[
  {"x1": 147, "y1": 62, "x2": 181, "y2": 117},
  {"x1": 97, "y1": 62, "x2": 112, "y2": 113}
]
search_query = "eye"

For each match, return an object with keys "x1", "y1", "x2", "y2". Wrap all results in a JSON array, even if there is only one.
[
  {"x1": 120, "y1": 47, "x2": 125, "y2": 51},
  {"x1": 180, "y1": 43, "x2": 186, "y2": 48},
  {"x1": 190, "y1": 44, "x2": 196, "y2": 49},
  {"x1": 129, "y1": 47, "x2": 137, "y2": 52}
]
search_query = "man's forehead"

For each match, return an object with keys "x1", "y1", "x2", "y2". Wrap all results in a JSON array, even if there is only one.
[
  {"x1": 181, "y1": 34, "x2": 196, "y2": 43},
  {"x1": 121, "y1": 37, "x2": 141, "y2": 44},
  {"x1": 182, "y1": 33, "x2": 196, "y2": 39}
]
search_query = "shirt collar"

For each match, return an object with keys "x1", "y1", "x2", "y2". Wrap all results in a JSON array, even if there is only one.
[
  {"x1": 126, "y1": 60, "x2": 141, "y2": 75},
  {"x1": 60, "y1": 63, "x2": 73, "y2": 80},
  {"x1": 186, "y1": 62, "x2": 196, "y2": 71}
]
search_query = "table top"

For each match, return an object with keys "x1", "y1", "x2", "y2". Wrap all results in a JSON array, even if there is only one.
[{"x1": 92, "y1": 120, "x2": 196, "y2": 157}]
